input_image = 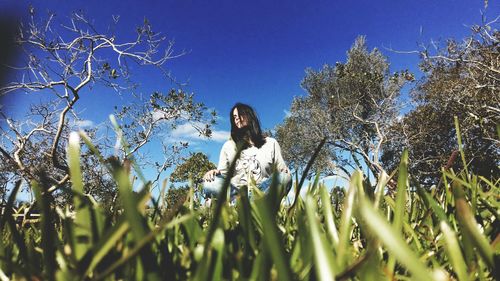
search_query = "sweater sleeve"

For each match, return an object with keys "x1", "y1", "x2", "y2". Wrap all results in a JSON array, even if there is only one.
[
  {"x1": 272, "y1": 138, "x2": 288, "y2": 172},
  {"x1": 216, "y1": 141, "x2": 232, "y2": 175}
]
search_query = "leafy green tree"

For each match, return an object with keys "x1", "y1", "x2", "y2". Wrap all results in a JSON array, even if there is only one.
[
  {"x1": 329, "y1": 185, "x2": 346, "y2": 215},
  {"x1": 276, "y1": 36, "x2": 413, "y2": 183},
  {"x1": 165, "y1": 184, "x2": 190, "y2": 210},
  {"x1": 170, "y1": 152, "x2": 216, "y2": 190},
  {"x1": 168, "y1": 152, "x2": 216, "y2": 208},
  {"x1": 382, "y1": 20, "x2": 500, "y2": 186}
]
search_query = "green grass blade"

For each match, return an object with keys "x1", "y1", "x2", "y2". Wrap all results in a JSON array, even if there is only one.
[
  {"x1": 236, "y1": 186, "x2": 257, "y2": 250},
  {"x1": 68, "y1": 132, "x2": 93, "y2": 261},
  {"x1": 68, "y1": 132, "x2": 84, "y2": 194},
  {"x1": 111, "y1": 164, "x2": 145, "y2": 239},
  {"x1": 418, "y1": 189, "x2": 448, "y2": 223},
  {"x1": 402, "y1": 220, "x2": 423, "y2": 252},
  {"x1": 477, "y1": 175, "x2": 499, "y2": 192},
  {"x1": 0, "y1": 268, "x2": 9, "y2": 281},
  {"x1": 211, "y1": 228, "x2": 224, "y2": 281},
  {"x1": 454, "y1": 116, "x2": 469, "y2": 177},
  {"x1": 152, "y1": 178, "x2": 169, "y2": 221},
  {"x1": 104, "y1": 139, "x2": 162, "y2": 281},
  {"x1": 78, "y1": 130, "x2": 107, "y2": 165},
  {"x1": 319, "y1": 184, "x2": 339, "y2": 247},
  {"x1": 32, "y1": 179, "x2": 57, "y2": 281},
  {"x1": 109, "y1": 115, "x2": 147, "y2": 185},
  {"x1": 249, "y1": 250, "x2": 265, "y2": 281},
  {"x1": 374, "y1": 170, "x2": 391, "y2": 209},
  {"x1": 84, "y1": 217, "x2": 130, "y2": 276},
  {"x1": 255, "y1": 197, "x2": 294, "y2": 281},
  {"x1": 289, "y1": 137, "x2": 327, "y2": 214},
  {"x1": 356, "y1": 196, "x2": 436, "y2": 281},
  {"x1": 194, "y1": 143, "x2": 243, "y2": 281},
  {"x1": 305, "y1": 195, "x2": 336, "y2": 281},
  {"x1": 0, "y1": 180, "x2": 21, "y2": 229},
  {"x1": 393, "y1": 149, "x2": 408, "y2": 230},
  {"x1": 388, "y1": 149, "x2": 409, "y2": 276},
  {"x1": 94, "y1": 212, "x2": 195, "y2": 280},
  {"x1": 440, "y1": 221, "x2": 469, "y2": 281},
  {"x1": 1, "y1": 181, "x2": 32, "y2": 279},
  {"x1": 337, "y1": 170, "x2": 359, "y2": 270},
  {"x1": 452, "y1": 181, "x2": 494, "y2": 269}
]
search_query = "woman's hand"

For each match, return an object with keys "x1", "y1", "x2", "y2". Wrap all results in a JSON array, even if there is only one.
[{"x1": 203, "y1": 169, "x2": 220, "y2": 182}]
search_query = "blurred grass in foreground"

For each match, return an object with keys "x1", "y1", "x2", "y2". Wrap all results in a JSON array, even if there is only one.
[{"x1": 0, "y1": 118, "x2": 498, "y2": 280}]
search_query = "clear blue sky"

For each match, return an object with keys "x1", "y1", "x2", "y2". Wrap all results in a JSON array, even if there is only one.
[{"x1": 1, "y1": 0, "x2": 498, "y2": 193}]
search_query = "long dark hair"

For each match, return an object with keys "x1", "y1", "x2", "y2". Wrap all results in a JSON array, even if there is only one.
[{"x1": 230, "y1": 103, "x2": 266, "y2": 148}]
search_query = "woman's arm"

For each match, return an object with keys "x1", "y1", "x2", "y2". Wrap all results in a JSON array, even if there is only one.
[{"x1": 273, "y1": 138, "x2": 290, "y2": 173}]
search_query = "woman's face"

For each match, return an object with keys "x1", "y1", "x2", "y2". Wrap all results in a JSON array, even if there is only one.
[{"x1": 233, "y1": 108, "x2": 247, "y2": 128}]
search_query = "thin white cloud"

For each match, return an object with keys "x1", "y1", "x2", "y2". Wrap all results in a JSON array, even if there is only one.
[
  {"x1": 169, "y1": 122, "x2": 229, "y2": 143},
  {"x1": 171, "y1": 123, "x2": 200, "y2": 138},
  {"x1": 76, "y1": 120, "x2": 94, "y2": 128},
  {"x1": 151, "y1": 109, "x2": 192, "y2": 123},
  {"x1": 210, "y1": 129, "x2": 230, "y2": 142},
  {"x1": 151, "y1": 109, "x2": 166, "y2": 122},
  {"x1": 283, "y1": 109, "x2": 291, "y2": 118}
]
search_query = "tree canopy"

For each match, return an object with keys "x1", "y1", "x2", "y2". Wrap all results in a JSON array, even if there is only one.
[
  {"x1": 166, "y1": 152, "x2": 215, "y2": 209},
  {"x1": 170, "y1": 152, "x2": 216, "y2": 185},
  {"x1": 382, "y1": 21, "x2": 500, "y2": 185},
  {"x1": 278, "y1": 21, "x2": 499, "y2": 189},
  {"x1": 276, "y1": 36, "x2": 413, "y2": 182},
  {"x1": 0, "y1": 8, "x2": 216, "y2": 205}
]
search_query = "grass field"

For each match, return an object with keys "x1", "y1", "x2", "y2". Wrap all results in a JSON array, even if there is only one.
[{"x1": 0, "y1": 123, "x2": 498, "y2": 280}]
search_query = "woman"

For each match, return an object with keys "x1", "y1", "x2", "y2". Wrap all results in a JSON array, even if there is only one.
[{"x1": 203, "y1": 103, "x2": 291, "y2": 198}]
